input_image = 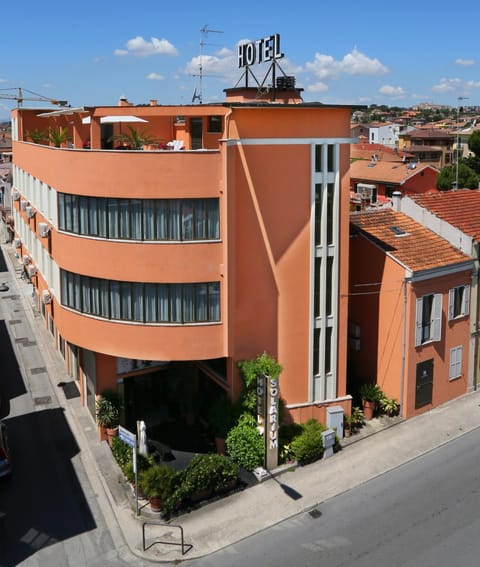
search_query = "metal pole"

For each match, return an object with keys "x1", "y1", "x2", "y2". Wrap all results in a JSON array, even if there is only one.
[
  {"x1": 455, "y1": 96, "x2": 468, "y2": 190},
  {"x1": 133, "y1": 448, "x2": 139, "y2": 516}
]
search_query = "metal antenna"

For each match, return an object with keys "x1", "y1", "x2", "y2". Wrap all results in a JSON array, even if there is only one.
[{"x1": 196, "y1": 24, "x2": 223, "y2": 104}]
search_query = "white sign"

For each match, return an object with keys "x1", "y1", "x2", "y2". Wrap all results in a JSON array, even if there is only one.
[
  {"x1": 118, "y1": 425, "x2": 136, "y2": 449},
  {"x1": 238, "y1": 34, "x2": 284, "y2": 68}
]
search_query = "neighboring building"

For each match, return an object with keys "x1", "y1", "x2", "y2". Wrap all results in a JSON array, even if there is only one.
[
  {"x1": 349, "y1": 154, "x2": 438, "y2": 209},
  {"x1": 9, "y1": 84, "x2": 356, "y2": 437},
  {"x1": 349, "y1": 203, "x2": 473, "y2": 418},
  {"x1": 397, "y1": 128, "x2": 455, "y2": 168},
  {"x1": 404, "y1": 189, "x2": 480, "y2": 392}
]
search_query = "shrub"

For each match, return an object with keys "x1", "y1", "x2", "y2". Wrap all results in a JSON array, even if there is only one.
[
  {"x1": 122, "y1": 452, "x2": 153, "y2": 484},
  {"x1": 111, "y1": 436, "x2": 131, "y2": 469},
  {"x1": 359, "y1": 383, "x2": 382, "y2": 403},
  {"x1": 139, "y1": 464, "x2": 176, "y2": 501},
  {"x1": 226, "y1": 413, "x2": 264, "y2": 471},
  {"x1": 279, "y1": 422, "x2": 303, "y2": 464},
  {"x1": 378, "y1": 395, "x2": 400, "y2": 417},
  {"x1": 351, "y1": 406, "x2": 365, "y2": 429},
  {"x1": 290, "y1": 419, "x2": 326, "y2": 464}
]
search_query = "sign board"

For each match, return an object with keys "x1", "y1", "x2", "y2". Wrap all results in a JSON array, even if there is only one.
[
  {"x1": 238, "y1": 34, "x2": 284, "y2": 68},
  {"x1": 118, "y1": 425, "x2": 136, "y2": 449},
  {"x1": 257, "y1": 374, "x2": 279, "y2": 470}
]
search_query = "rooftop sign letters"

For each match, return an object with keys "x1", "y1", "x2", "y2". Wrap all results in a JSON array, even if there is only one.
[{"x1": 238, "y1": 34, "x2": 284, "y2": 68}]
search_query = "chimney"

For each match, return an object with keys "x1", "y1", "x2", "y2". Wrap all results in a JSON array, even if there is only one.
[
  {"x1": 118, "y1": 96, "x2": 132, "y2": 107},
  {"x1": 392, "y1": 191, "x2": 402, "y2": 212},
  {"x1": 149, "y1": 99, "x2": 158, "y2": 106}
]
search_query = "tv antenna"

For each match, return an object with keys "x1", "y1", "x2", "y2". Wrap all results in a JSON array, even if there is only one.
[{"x1": 193, "y1": 25, "x2": 223, "y2": 104}]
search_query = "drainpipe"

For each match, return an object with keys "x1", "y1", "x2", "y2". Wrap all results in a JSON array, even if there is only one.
[{"x1": 400, "y1": 276, "x2": 410, "y2": 416}]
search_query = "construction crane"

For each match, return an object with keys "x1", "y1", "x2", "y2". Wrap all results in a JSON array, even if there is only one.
[{"x1": 0, "y1": 87, "x2": 68, "y2": 107}]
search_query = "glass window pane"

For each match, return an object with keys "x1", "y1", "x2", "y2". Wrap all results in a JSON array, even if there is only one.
[
  {"x1": 170, "y1": 284, "x2": 182, "y2": 322},
  {"x1": 143, "y1": 200, "x2": 155, "y2": 240},
  {"x1": 73, "y1": 274, "x2": 82, "y2": 310},
  {"x1": 182, "y1": 200, "x2": 194, "y2": 240},
  {"x1": 208, "y1": 282, "x2": 220, "y2": 321},
  {"x1": 183, "y1": 284, "x2": 195, "y2": 322},
  {"x1": 79, "y1": 196, "x2": 89, "y2": 235},
  {"x1": 131, "y1": 200, "x2": 142, "y2": 240},
  {"x1": 89, "y1": 198, "x2": 98, "y2": 236},
  {"x1": 64, "y1": 194, "x2": 73, "y2": 232},
  {"x1": 157, "y1": 285, "x2": 169, "y2": 321},
  {"x1": 196, "y1": 283, "x2": 207, "y2": 321},
  {"x1": 207, "y1": 199, "x2": 220, "y2": 239},
  {"x1": 97, "y1": 198, "x2": 107, "y2": 238},
  {"x1": 195, "y1": 200, "x2": 206, "y2": 239},
  {"x1": 156, "y1": 201, "x2": 168, "y2": 240},
  {"x1": 132, "y1": 282, "x2": 144, "y2": 321},
  {"x1": 145, "y1": 284, "x2": 156, "y2": 322},
  {"x1": 100, "y1": 279, "x2": 110, "y2": 318},
  {"x1": 108, "y1": 199, "x2": 118, "y2": 238},
  {"x1": 72, "y1": 195, "x2": 79, "y2": 233},
  {"x1": 110, "y1": 281, "x2": 120, "y2": 319},
  {"x1": 58, "y1": 194, "x2": 65, "y2": 230},
  {"x1": 169, "y1": 201, "x2": 181, "y2": 240},
  {"x1": 91, "y1": 278, "x2": 101, "y2": 315},
  {"x1": 119, "y1": 199, "x2": 130, "y2": 239},
  {"x1": 121, "y1": 282, "x2": 132, "y2": 320}
]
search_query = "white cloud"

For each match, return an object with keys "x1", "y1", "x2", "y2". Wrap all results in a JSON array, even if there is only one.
[
  {"x1": 433, "y1": 77, "x2": 480, "y2": 92},
  {"x1": 456, "y1": 58, "x2": 475, "y2": 66},
  {"x1": 147, "y1": 73, "x2": 164, "y2": 81},
  {"x1": 0, "y1": 78, "x2": 8, "y2": 84},
  {"x1": 305, "y1": 48, "x2": 388, "y2": 81},
  {"x1": 306, "y1": 82, "x2": 329, "y2": 93},
  {"x1": 115, "y1": 36, "x2": 179, "y2": 57},
  {"x1": 378, "y1": 84, "x2": 406, "y2": 99}
]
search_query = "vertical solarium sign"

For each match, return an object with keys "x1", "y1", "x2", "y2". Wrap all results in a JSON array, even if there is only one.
[
  {"x1": 238, "y1": 33, "x2": 284, "y2": 68},
  {"x1": 257, "y1": 374, "x2": 279, "y2": 470}
]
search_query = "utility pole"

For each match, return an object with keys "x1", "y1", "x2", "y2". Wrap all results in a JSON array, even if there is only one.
[{"x1": 455, "y1": 96, "x2": 468, "y2": 190}]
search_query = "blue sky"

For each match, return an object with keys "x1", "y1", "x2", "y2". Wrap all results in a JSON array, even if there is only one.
[{"x1": 1, "y1": 1, "x2": 478, "y2": 120}]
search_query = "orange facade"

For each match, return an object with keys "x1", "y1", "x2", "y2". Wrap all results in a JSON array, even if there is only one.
[{"x1": 10, "y1": 93, "x2": 354, "y2": 428}]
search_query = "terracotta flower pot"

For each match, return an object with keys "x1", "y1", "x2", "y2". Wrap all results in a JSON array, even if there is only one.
[{"x1": 362, "y1": 400, "x2": 375, "y2": 421}]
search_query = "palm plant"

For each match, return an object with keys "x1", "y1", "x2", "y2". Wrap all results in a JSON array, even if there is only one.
[
  {"x1": 113, "y1": 126, "x2": 159, "y2": 150},
  {"x1": 48, "y1": 126, "x2": 71, "y2": 147},
  {"x1": 25, "y1": 128, "x2": 48, "y2": 144}
]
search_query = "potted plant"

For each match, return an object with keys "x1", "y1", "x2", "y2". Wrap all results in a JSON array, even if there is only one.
[
  {"x1": 95, "y1": 393, "x2": 119, "y2": 447},
  {"x1": 113, "y1": 125, "x2": 159, "y2": 150},
  {"x1": 378, "y1": 395, "x2": 400, "y2": 417},
  {"x1": 25, "y1": 128, "x2": 48, "y2": 144},
  {"x1": 351, "y1": 406, "x2": 365, "y2": 430},
  {"x1": 359, "y1": 383, "x2": 382, "y2": 421},
  {"x1": 48, "y1": 126, "x2": 71, "y2": 148},
  {"x1": 139, "y1": 464, "x2": 176, "y2": 513},
  {"x1": 343, "y1": 414, "x2": 353, "y2": 437}
]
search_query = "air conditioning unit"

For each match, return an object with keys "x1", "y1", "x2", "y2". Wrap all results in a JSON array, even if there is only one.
[
  {"x1": 13, "y1": 238, "x2": 22, "y2": 248},
  {"x1": 42, "y1": 289, "x2": 52, "y2": 305},
  {"x1": 20, "y1": 199, "x2": 28, "y2": 211},
  {"x1": 11, "y1": 189, "x2": 20, "y2": 201},
  {"x1": 26, "y1": 206, "x2": 35, "y2": 219},
  {"x1": 22, "y1": 254, "x2": 30, "y2": 266},
  {"x1": 38, "y1": 223, "x2": 50, "y2": 238},
  {"x1": 28, "y1": 265, "x2": 37, "y2": 277}
]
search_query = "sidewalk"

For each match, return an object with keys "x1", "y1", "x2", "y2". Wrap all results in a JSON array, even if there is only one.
[{"x1": 2, "y1": 233, "x2": 480, "y2": 563}]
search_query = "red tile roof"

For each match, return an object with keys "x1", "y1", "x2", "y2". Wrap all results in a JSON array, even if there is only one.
[
  {"x1": 350, "y1": 159, "x2": 436, "y2": 185},
  {"x1": 410, "y1": 189, "x2": 480, "y2": 242},
  {"x1": 350, "y1": 208, "x2": 471, "y2": 272}
]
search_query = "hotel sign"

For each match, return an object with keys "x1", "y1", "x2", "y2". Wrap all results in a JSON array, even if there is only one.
[
  {"x1": 257, "y1": 373, "x2": 279, "y2": 470},
  {"x1": 238, "y1": 33, "x2": 284, "y2": 68}
]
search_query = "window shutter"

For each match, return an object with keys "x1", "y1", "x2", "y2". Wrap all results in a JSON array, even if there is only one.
[
  {"x1": 449, "y1": 345, "x2": 462, "y2": 379},
  {"x1": 448, "y1": 288, "x2": 454, "y2": 320},
  {"x1": 415, "y1": 298, "x2": 423, "y2": 346},
  {"x1": 464, "y1": 285, "x2": 470, "y2": 316},
  {"x1": 432, "y1": 293, "x2": 442, "y2": 342}
]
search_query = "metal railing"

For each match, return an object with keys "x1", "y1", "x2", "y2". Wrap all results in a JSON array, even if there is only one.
[{"x1": 142, "y1": 521, "x2": 192, "y2": 555}]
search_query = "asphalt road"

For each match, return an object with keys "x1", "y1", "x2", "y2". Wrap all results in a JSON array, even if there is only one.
[{"x1": 188, "y1": 427, "x2": 480, "y2": 567}]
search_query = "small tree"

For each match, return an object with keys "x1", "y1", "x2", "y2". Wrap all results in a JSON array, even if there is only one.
[
  {"x1": 437, "y1": 163, "x2": 479, "y2": 190},
  {"x1": 25, "y1": 128, "x2": 48, "y2": 144},
  {"x1": 113, "y1": 125, "x2": 159, "y2": 150},
  {"x1": 48, "y1": 126, "x2": 71, "y2": 148},
  {"x1": 226, "y1": 413, "x2": 264, "y2": 471}
]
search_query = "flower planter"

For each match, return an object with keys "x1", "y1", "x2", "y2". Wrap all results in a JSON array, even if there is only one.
[
  {"x1": 362, "y1": 400, "x2": 375, "y2": 421},
  {"x1": 190, "y1": 488, "x2": 213, "y2": 503},
  {"x1": 149, "y1": 497, "x2": 162, "y2": 513}
]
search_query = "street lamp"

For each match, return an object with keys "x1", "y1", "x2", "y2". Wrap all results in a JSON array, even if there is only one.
[{"x1": 455, "y1": 96, "x2": 468, "y2": 190}]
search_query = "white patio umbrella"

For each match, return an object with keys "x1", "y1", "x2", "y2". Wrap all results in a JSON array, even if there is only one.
[{"x1": 81, "y1": 115, "x2": 148, "y2": 125}]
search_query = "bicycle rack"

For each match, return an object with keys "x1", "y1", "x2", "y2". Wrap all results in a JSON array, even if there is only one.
[{"x1": 142, "y1": 521, "x2": 192, "y2": 555}]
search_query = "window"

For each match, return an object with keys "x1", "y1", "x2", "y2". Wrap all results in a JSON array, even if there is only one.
[
  {"x1": 448, "y1": 285, "x2": 470, "y2": 320},
  {"x1": 57, "y1": 194, "x2": 220, "y2": 241},
  {"x1": 60, "y1": 270, "x2": 221, "y2": 324},
  {"x1": 449, "y1": 346, "x2": 463, "y2": 380},
  {"x1": 415, "y1": 293, "x2": 442, "y2": 346},
  {"x1": 208, "y1": 116, "x2": 222, "y2": 133}
]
